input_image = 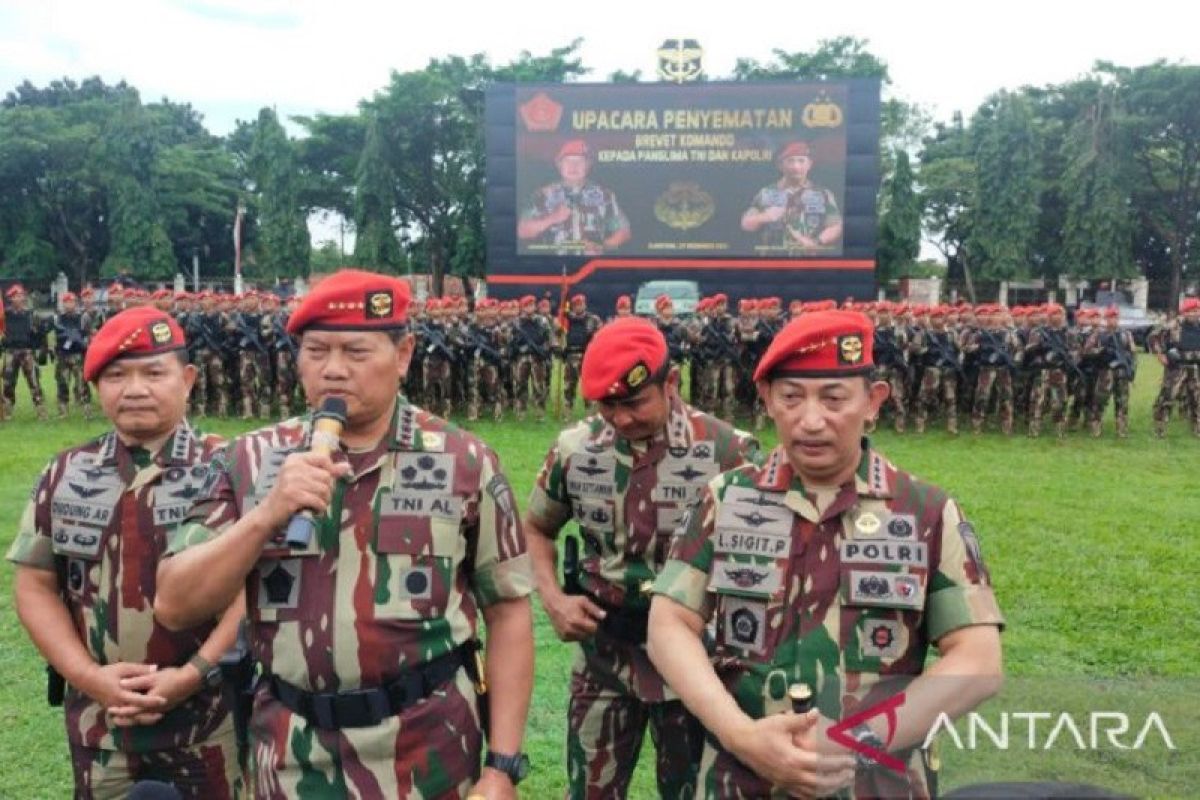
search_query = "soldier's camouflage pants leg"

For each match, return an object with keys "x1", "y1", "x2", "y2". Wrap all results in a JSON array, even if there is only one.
[
  {"x1": 204, "y1": 351, "x2": 230, "y2": 417},
  {"x1": 274, "y1": 350, "x2": 297, "y2": 417},
  {"x1": 512, "y1": 355, "x2": 533, "y2": 420},
  {"x1": 915, "y1": 367, "x2": 957, "y2": 434},
  {"x1": 707, "y1": 360, "x2": 736, "y2": 421},
  {"x1": 68, "y1": 727, "x2": 240, "y2": 800},
  {"x1": 1068, "y1": 373, "x2": 1095, "y2": 430},
  {"x1": 877, "y1": 366, "x2": 908, "y2": 432},
  {"x1": 469, "y1": 359, "x2": 503, "y2": 421},
  {"x1": 1163, "y1": 364, "x2": 1200, "y2": 436},
  {"x1": 238, "y1": 352, "x2": 270, "y2": 418},
  {"x1": 531, "y1": 357, "x2": 549, "y2": 422},
  {"x1": 249, "y1": 676, "x2": 481, "y2": 800},
  {"x1": 55, "y1": 353, "x2": 90, "y2": 417},
  {"x1": 1028, "y1": 368, "x2": 1069, "y2": 439},
  {"x1": 3, "y1": 349, "x2": 45, "y2": 415},
  {"x1": 424, "y1": 358, "x2": 454, "y2": 419},
  {"x1": 566, "y1": 663, "x2": 702, "y2": 800},
  {"x1": 563, "y1": 353, "x2": 585, "y2": 419},
  {"x1": 971, "y1": 367, "x2": 1013, "y2": 434}
]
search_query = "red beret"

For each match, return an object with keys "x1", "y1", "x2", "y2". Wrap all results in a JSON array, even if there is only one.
[
  {"x1": 713, "y1": 293, "x2": 728, "y2": 304},
  {"x1": 6, "y1": 284, "x2": 26, "y2": 298},
  {"x1": 60, "y1": 291, "x2": 77, "y2": 303},
  {"x1": 107, "y1": 283, "x2": 125, "y2": 294},
  {"x1": 1181, "y1": 298, "x2": 1200, "y2": 312},
  {"x1": 776, "y1": 141, "x2": 811, "y2": 163},
  {"x1": 520, "y1": 294, "x2": 537, "y2": 307},
  {"x1": 581, "y1": 317, "x2": 669, "y2": 402},
  {"x1": 655, "y1": 294, "x2": 673, "y2": 310},
  {"x1": 570, "y1": 293, "x2": 586, "y2": 305},
  {"x1": 1102, "y1": 305, "x2": 1119, "y2": 318},
  {"x1": 286, "y1": 269, "x2": 411, "y2": 335},
  {"x1": 80, "y1": 287, "x2": 95, "y2": 298},
  {"x1": 616, "y1": 295, "x2": 631, "y2": 309},
  {"x1": 84, "y1": 307, "x2": 186, "y2": 382},
  {"x1": 557, "y1": 139, "x2": 589, "y2": 161},
  {"x1": 754, "y1": 310, "x2": 874, "y2": 382}
]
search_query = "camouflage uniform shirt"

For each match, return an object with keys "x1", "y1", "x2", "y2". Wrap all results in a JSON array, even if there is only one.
[
  {"x1": 527, "y1": 396, "x2": 759, "y2": 700},
  {"x1": 654, "y1": 442, "x2": 1004, "y2": 797},
  {"x1": 7, "y1": 424, "x2": 232, "y2": 752},
  {"x1": 167, "y1": 396, "x2": 531, "y2": 797}
]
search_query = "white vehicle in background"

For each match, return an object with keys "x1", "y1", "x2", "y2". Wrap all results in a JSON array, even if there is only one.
[{"x1": 634, "y1": 280, "x2": 700, "y2": 317}]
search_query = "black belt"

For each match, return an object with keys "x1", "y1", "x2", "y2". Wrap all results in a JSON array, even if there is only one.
[{"x1": 268, "y1": 642, "x2": 476, "y2": 730}]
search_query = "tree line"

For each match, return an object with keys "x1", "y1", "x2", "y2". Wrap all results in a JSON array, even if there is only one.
[{"x1": 1, "y1": 38, "x2": 1196, "y2": 307}]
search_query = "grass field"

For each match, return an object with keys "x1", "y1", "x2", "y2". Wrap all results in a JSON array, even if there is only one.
[{"x1": 1, "y1": 357, "x2": 1198, "y2": 797}]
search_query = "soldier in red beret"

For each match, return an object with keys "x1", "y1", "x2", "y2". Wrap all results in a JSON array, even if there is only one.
[
  {"x1": 525, "y1": 316, "x2": 759, "y2": 799},
  {"x1": 2, "y1": 283, "x2": 50, "y2": 421},
  {"x1": 9, "y1": 306, "x2": 242, "y2": 797},
  {"x1": 613, "y1": 294, "x2": 632, "y2": 320},
  {"x1": 1151, "y1": 296, "x2": 1200, "y2": 437},
  {"x1": 156, "y1": 269, "x2": 536, "y2": 799},
  {"x1": 740, "y1": 140, "x2": 844, "y2": 253},
  {"x1": 649, "y1": 310, "x2": 1004, "y2": 799},
  {"x1": 558, "y1": 293, "x2": 602, "y2": 421},
  {"x1": 518, "y1": 138, "x2": 631, "y2": 256},
  {"x1": 511, "y1": 294, "x2": 554, "y2": 422},
  {"x1": 52, "y1": 290, "x2": 94, "y2": 419},
  {"x1": 1082, "y1": 305, "x2": 1137, "y2": 437},
  {"x1": 1023, "y1": 302, "x2": 1077, "y2": 439},
  {"x1": 912, "y1": 304, "x2": 963, "y2": 434}
]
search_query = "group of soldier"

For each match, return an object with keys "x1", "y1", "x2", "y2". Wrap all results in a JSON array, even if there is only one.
[
  {"x1": 4, "y1": 281, "x2": 1200, "y2": 440},
  {"x1": 10, "y1": 269, "x2": 1007, "y2": 800}
]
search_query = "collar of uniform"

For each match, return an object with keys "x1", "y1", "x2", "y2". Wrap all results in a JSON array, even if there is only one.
[
  {"x1": 756, "y1": 438, "x2": 892, "y2": 519},
  {"x1": 95, "y1": 431, "x2": 120, "y2": 466},
  {"x1": 159, "y1": 421, "x2": 199, "y2": 467},
  {"x1": 664, "y1": 394, "x2": 693, "y2": 453}
]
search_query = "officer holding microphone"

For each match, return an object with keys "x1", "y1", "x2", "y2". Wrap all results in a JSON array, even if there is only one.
[{"x1": 155, "y1": 269, "x2": 536, "y2": 799}]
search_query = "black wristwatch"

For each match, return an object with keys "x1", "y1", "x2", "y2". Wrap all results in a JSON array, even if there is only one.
[
  {"x1": 850, "y1": 723, "x2": 886, "y2": 770},
  {"x1": 485, "y1": 751, "x2": 530, "y2": 785},
  {"x1": 187, "y1": 654, "x2": 222, "y2": 688}
]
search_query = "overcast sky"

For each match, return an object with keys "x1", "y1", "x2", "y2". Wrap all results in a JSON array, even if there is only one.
[
  {"x1": 3, "y1": 1, "x2": 1196, "y2": 252},
  {"x1": 3, "y1": 0, "x2": 1196, "y2": 137}
]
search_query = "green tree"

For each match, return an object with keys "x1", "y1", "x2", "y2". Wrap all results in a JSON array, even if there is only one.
[
  {"x1": 967, "y1": 91, "x2": 1041, "y2": 283},
  {"x1": 246, "y1": 107, "x2": 310, "y2": 280},
  {"x1": 1059, "y1": 85, "x2": 1133, "y2": 280},
  {"x1": 919, "y1": 114, "x2": 976, "y2": 292},
  {"x1": 876, "y1": 149, "x2": 921, "y2": 282},
  {"x1": 1110, "y1": 61, "x2": 1200, "y2": 308},
  {"x1": 352, "y1": 112, "x2": 403, "y2": 269}
]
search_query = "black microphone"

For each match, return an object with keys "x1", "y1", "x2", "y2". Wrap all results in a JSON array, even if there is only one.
[{"x1": 284, "y1": 396, "x2": 348, "y2": 548}]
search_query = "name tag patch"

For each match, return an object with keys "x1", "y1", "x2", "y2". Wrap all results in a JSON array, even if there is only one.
[
  {"x1": 715, "y1": 530, "x2": 790, "y2": 558},
  {"x1": 840, "y1": 540, "x2": 928, "y2": 567},
  {"x1": 656, "y1": 506, "x2": 686, "y2": 534},
  {"x1": 845, "y1": 570, "x2": 925, "y2": 609},
  {"x1": 381, "y1": 493, "x2": 463, "y2": 521}
]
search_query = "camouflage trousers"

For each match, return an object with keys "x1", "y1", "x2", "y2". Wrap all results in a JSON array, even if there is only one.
[
  {"x1": 249, "y1": 672, "x2": 481, "y2": 799},
  {"x1": 914, "y1": 366, "x2": 958, "y2": 434},
  {"x1": 567, "y1": 643, "x2": 702, "y2": 800},
  {"x1": 423, "y1": 357, "x2": 454, "y2": 418},
  {"x1": 512, "y1": 354, "x2": 549, "y2": 421},
  {"x1": 1089, "y1": 368, "x2": 1132, "y2": 437},
  {"x1": 2, "y1": 348, "x2": 45, "y2": 415},
  {"x1": 971, "y1": 367, "x2": 1014, "y2": 434},
  {"x1": 876, "y1": 365, "x2": 908, "y2": 432},
  {"x1": 468, "y1": 358, "x2": 505, "y2": 421},
  {"x1": 273, "y1": 349, "x2": 299, "y2": 417},
  {"x1": 700, "y1": 360, "x2": 737, "y2": 420},
  {"x1": 1028, "y1": 368, "x2": 1069, "y2": 438},
  {"x1": 1068, "y1": 371, "x2": 1096, "y2": 430},
  {"x1": 193, "y1": 348, "x2": 230, "y2": 417},
  {"x1": 238, "y1": 351, "x2": 271, "y2": 419},
  {"x1": 1013, "y1": 369, "x2": 1033, "y2": 418},
  {"x1": 55, "y1": 352, "x2": 92, "y2": 416},
  {"x1": 68, "y1": 727, "x2": 240, "y2": 800},
  {"x1": 563, "y1": 352, "x2": 585, "y2": 418},
  {"x1": 1152, "y1": 364, "x2": 1200, "y2": 437}
]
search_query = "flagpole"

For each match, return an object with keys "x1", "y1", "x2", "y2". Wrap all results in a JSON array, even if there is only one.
[{"x1": 233, "y1": 202, "x2": 245, "y2": 295}]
